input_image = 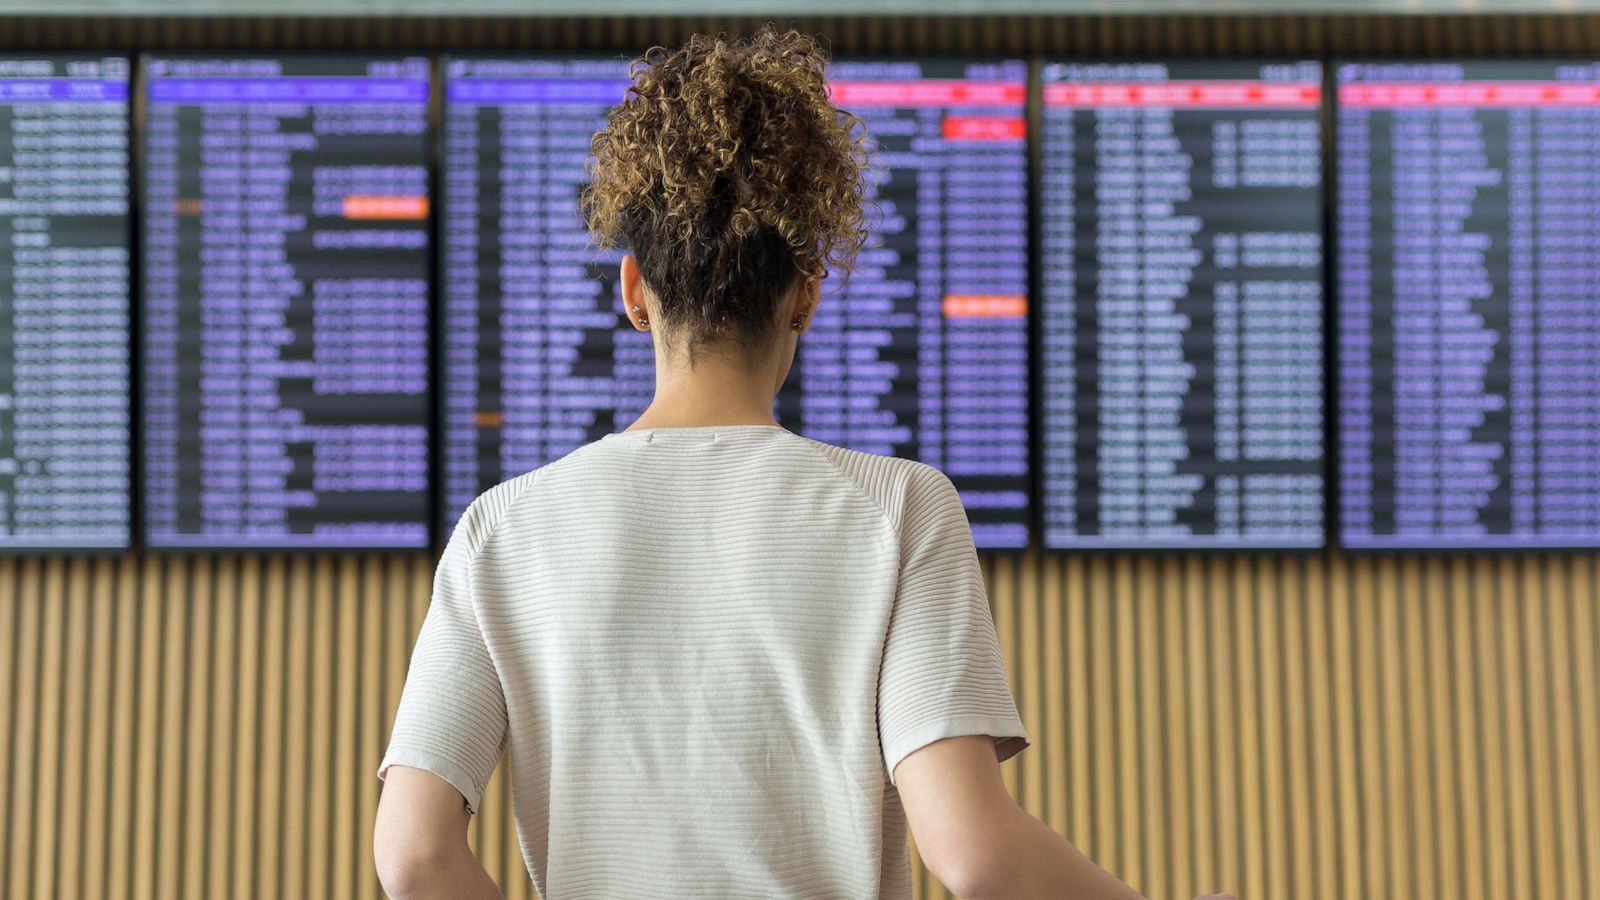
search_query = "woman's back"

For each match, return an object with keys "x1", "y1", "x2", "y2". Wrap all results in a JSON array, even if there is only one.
[{"x1": 383, "y1": 425, "x2": 1026, "y2": 898}]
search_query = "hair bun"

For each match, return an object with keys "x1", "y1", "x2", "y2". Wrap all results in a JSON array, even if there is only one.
[{"x1": 583, "y1": 27, "x2": 871, "y2": 357}]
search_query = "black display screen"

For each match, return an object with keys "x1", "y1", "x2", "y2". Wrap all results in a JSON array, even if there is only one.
[
  {"x1": 0, "y1": 55, "x2": 131, "y2": 550},
  {"x1": 141, "y1": 56, "x2": 433, "y2": 549},
  {"x1": 439, "y1": 57, "x2": 1031, "y2": 548},
  {"x1": 1038, "y1": 61, "x2": 1327, "y2": 549},
  {"x1": 1337, "y1": 61, "x2": 1600, "y2": 549},
  {"x1": 438, "y1": 56, "x2": 644, "y2": 535}
]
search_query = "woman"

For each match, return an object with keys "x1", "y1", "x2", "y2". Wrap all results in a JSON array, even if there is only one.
[{"x1": 375, "y1": 28, "x2": 1234, "y2": 900}]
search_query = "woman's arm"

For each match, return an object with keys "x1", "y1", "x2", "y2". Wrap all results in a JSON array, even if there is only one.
[
  {"x1": 896, "y1": 735, "x2": 1142, "y2": 899},
  {"x1": 374, "y1": 766, "x2": 504, "y2": 900},
  {"x1": 897, "y1": 736, "x2": 1236, "y2": 900}
]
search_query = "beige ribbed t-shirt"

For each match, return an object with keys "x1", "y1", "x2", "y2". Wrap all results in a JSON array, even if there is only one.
[{"x1": 378, "y1": 424, "x2": 1028, "y2": 899}]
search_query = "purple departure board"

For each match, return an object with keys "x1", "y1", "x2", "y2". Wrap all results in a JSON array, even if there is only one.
[
  {"x1": 0, "y1": 56, "x2": 131, "y2": 550},
  {"x1": 1038, "y1": 61, "x2": 1327, "y2": 549},
  {"x1": 784, "y1": 60, "x2": 1031, "y2": 549},
  {"x1": 439, "y1": 57, "x2": 1031, "y2": 548},
  {"x1": 140, "y1": 56, "x2": 432, "y2": 549},
  {"x1": 439, "y1": 56, "x2": 645, "y2": 536},
  {"x1": 1337, "y1": 61, "x2": 1600, "y2": 549}
]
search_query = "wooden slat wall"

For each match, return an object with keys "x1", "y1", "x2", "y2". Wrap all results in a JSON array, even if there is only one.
[
  {"x1": 2, "y1": 552, "x2": 1598, "y2": 899},
  {"x1": 2, "y1": 10, "x2": 1599, "y2": 900}
]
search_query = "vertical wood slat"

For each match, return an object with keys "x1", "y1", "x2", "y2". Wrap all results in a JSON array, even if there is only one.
[
  {"x1": 1523, "y1": 558, "x2": 1561, "y2": 899},
  {"x1": 1302, "y1": 553, "x2": 1338, "y2": 900},
  {"x1": 1064, "y1": 554, "x2": 1092, "y2": 856},
  {"x1": 1256, "y1": 558, "x2": 1287, "y2": 900},
  {"x1": 0, "y1": 560, "x2": 16, "y2": 897},
  {"x1": 1135, "y1": 558, "x2": 1163, "y2": 899},
  {"x1": 30, "y1": 558, "x2": 64, "y2": 900},
  {"x1": 255, "y1": 557, "x2": 288, "y2": 899},
  {"x1": 54, "y1": 560, "x2": 88, "y2": 900},
  {"x1": 1041, "y1": 554, "x2": 1068, "y2": 842},
  {"x1": 992, "y1": 555, "x2": 1018, "y2": 807},
  {"x1": 333, "y1": 559, "x2": 361, "y2": 900},
  {"x1": 81, "y1": 557, "x2": 117, "y2": 900},
  {"x1": 231, "y1": 556, "x2": 261, "y2": 899},
  {"x1": 130, "y1": 557, "x2": 162, "y2": 900},
  {"x1": 1232, "y1": 558, "x2": 1264, "y2": 900},
  {"x1": 1449, "y1": 556, "x2": 1485, "y2": 900},
  {"x1": 1424, "y1": 557, "x2": 1461, "y2": 900},
  {"x1": 1354, "y1": 554, "x2": 1387, "y2": 897},
  {"x1": 1400, "y1": 557, "x2": 1433, "y2": 900},
  {"x1": 1281, "y1": 555, "x2": 1314, "y2": 900},
  {"x1": 1379, "y1": 556, "x2": 1410, "y2": 900},
  {"x1": 1388, "y1": 554, "x2": 1427, "y2": 896},
  {"x1": 1574, "y1": 555, "x2": 1600, "y2": 900},
  {"x1": 6, "y1": 560, "x2": 40, "y2": 900},
  {"x1": 357, "y1": 555, "x2": 387, "y2": 900},
  {"x1": 1207, "y1": 558, "x2": 1239, "y2": 895},
  {"x1": 1159, "y1": 558, "x2": 1190, "y2": 897},
  {"x1": 309, "y1": 559, "x2": 337, "y2": 898},
  {"x1": 1182, "y1": 555, "x2": 1214, "y2": 895},
  {"x1": 281, "y1": 558, "x2": 312, "y2": 897},
  {"x1": 208, "y1": 556, "x2": 238, "y2": 900},
  {"x1": 180, "y1": 557, "x2": 213, "y2": 900},
  {"x1": 1546, "y1": 557, "x2": 1583, "y2": 900},
  {"x1": 1501, "y1": 559, "x2": 1534, "y2": 896},
  {"x1": 153, "y1": 559, "x2": 184, "y2": 899},
  {"x1": 1088, "y1": 555, "x2": 1116, "y2": 870},
  {"x1": 108, "y1": 557, "x2": 139, "y2": 896},
  {"x1": 1328, "y1": 551, "x2": 1361, "y2": 900},
  {"x1": 1020, "y1": 552, "x2": 1045, "y2": 837},
  {"x1": 1477, "y1": 555, "x2": 1512, "y2": 900},
  {"x1": 1112, "y1": 555, "x2": 1140, "y2": 893}
]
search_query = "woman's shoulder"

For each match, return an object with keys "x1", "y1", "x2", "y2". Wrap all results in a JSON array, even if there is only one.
[{"x1": 792, "y1": 436, "x2": 961, "y2": 529}]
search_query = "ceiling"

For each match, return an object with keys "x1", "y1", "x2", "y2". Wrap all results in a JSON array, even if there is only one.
[{"x1": 1, "y1": 0, "x2": 1594, "y2": 14}]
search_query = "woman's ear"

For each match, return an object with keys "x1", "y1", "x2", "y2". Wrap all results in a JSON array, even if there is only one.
[
  {"x1": 792, "y1": 275, "x2": 822, "y2": 334},
  {"x1": 620, "y1": 255, "x2": 650, "y2": 331}
]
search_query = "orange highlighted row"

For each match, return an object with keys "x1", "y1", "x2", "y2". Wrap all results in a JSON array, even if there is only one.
[
  {"x1": 1043, "y1": 81, "x2": 1320, "y2": 109},
  {"x1": 343, "y1": 194, "x2": 429, "y2": 220},
  {"x1": 943, "y1": 294, "x2": 1027, "y2": 319},
  {"x1": 943, "y1": 116, "x2": 1026, "y2": 141},
  {"x1": 1341, "y1": 81, "x2": 1600, "y2": 108}
]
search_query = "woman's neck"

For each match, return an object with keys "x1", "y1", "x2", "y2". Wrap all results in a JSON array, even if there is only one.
[{"x1": 626, "y1": 345, "x2": 786, "y2": 430}]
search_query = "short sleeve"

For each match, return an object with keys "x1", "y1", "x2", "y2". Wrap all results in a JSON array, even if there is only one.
[
  {"x1": 877, "y1": 467, "x2": 1030, "y2": 785},
  {"x1": 377, "y1": 499, "x2": 509, "y2": 813}
]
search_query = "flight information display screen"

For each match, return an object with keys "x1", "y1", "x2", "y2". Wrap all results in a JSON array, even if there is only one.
[
  {"x1": 781, "y1": 59, "x2": 1031, "y2": 549},
  {"x1": 1038, "y1": 61, "x2": 1326, "y2": 549},
  {"x1": 439, "y1": 57, "x2": 1031, "y2": 548},
  {"x1": 1337, "y1": 61, "x2": 1600, "y2": 549},
  {"x1": 0, "y1": 55, "x2": 131, "y2": 550},
  {"x1": 141, "y1": 56, "x2": 433, "y2": 549},
  {"x1": 439, "y1": 56, "x2": 644, "y2": 534}
]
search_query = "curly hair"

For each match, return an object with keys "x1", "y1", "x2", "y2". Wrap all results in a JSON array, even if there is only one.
[{"x1": 582, "y1": 28, "x2": 871, "y2": 358}]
